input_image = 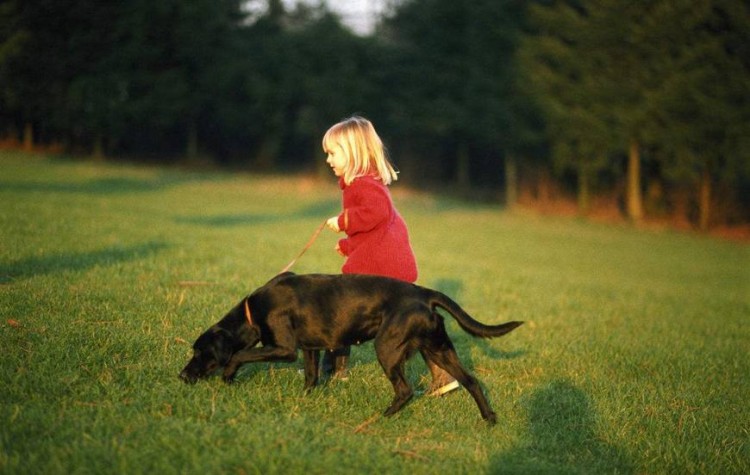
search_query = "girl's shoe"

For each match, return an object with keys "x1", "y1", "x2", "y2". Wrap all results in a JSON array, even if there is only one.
[
  {"x1": 331, "y1": 355, "x2": 349, "y2": 381},
  {"x1": 426, "y1": 360, "x2": 460, "y2": 396},
  {"x1": 323, "y1": 348, "x2": 350, "y2": 381},
  {"x1": 430, "y1": 379, "x2": 460, "y2": 396}
]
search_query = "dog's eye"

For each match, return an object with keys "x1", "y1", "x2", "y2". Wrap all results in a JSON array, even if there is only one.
[{"x1": 206, "y1": 361, "x2": 219, "y2": 373}]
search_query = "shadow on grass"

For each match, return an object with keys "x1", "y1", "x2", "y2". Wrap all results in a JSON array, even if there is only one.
[
  {"x1": 0, "y1": 241, "x2": 169, "y2": 283},
  {"x1": 0, "y1": 173, "x2": 219, "y2": 195},
  {"x1": 173, "y1": 200, "x2": 339, "y2": 228},
  {"x1": 489, "y1": 380, "x2": 633, "y2": 474}
]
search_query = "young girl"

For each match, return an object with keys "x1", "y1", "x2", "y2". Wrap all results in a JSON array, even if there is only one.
[{"x1": 321, "y1": 116, "x2": 459, "y2": 395}]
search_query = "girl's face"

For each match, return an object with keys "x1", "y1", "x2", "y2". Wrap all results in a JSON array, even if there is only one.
[{"x1": 325, "y1": 145, "x2": 348, "y2": 178}]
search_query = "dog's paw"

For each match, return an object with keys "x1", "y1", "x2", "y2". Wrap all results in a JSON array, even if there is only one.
[
  {"x1": 222, "y1": 372, "x2": 237, "y2": 384},
  {"x1": 383, "y1": 407, "x2": 397, "y2": 418},
  {"x1": 484, "y1": 412, "x2": 497, "y2": 426},
  {"x1": 178, "y1": 370, "x2": 198, "y2": 384}
]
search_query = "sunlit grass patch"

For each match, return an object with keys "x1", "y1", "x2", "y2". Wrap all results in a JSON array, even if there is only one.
[{"x1": 1, "y1": 151, "x2": 748, "y2": 474}]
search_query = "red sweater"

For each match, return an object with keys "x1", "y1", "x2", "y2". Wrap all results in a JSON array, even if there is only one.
[{"x1": 336, "y1": 176, "x2": 418, "y2": 283}]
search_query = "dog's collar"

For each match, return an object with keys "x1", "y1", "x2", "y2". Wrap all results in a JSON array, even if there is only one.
[{"x1": 244, "y1": 298, "x2": 254, "y2": 326}]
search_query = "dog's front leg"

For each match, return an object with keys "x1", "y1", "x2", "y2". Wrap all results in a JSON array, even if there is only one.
[
  {"x1": 302, "y1": 349, "x2": 320, "y2": 392},
  {"x1": 223, "y1": 346, "x2": 297, "y2": 383}
]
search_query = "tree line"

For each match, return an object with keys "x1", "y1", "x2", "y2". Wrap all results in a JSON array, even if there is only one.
[{"x1": 1, "y1": 0, "x2": 748, "y2": 229}]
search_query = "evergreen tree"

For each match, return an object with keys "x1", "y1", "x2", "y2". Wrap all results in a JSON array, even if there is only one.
[
  {"x1": 384, "y1": 0, "x2": 524, "y2": 190},
  {"x1": 114, "y1": 0, "x2": 245, "y2": 158},
  {"x1": 519, "y1": 0, "x2": 640, "y2": 218},
  {"x1": 643, "y1": 0, "x2": 750, "y2": 229},
  {"x1": 65, "y1": 0, "x2": 122, "y2": 157},
  {"x1": 0, "y1": 0, "x2": 75, "y2": 147}
]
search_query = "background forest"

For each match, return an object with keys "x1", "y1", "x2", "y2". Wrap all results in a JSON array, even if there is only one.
[{"x1": 1, "y1": 0, "x2": 749, "y2": 230}]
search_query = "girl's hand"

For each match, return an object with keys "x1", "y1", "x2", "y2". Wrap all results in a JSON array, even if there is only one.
[
  {"x1": 326, "y1": 216, "x2": 340, "y2": 233},
  {"x1": 335, "y1": 242, "x2": 345, "y2": 256}
]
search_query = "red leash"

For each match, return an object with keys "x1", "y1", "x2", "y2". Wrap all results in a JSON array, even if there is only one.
[
  {"x1": 245, "y1": 220, "x2": 328, "y2": 327},
  {"x1": 278, "y1": 220, "x2": 328, "y2": 274}
]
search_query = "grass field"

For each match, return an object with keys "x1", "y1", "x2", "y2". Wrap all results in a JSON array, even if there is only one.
[{"x1": 1, "y1": 151, "x2": 748, "y2": 474}]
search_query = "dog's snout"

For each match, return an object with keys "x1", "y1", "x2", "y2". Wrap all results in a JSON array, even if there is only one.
[{"x1": 179, "y1": 369, "x2": 196, "y2": 384}]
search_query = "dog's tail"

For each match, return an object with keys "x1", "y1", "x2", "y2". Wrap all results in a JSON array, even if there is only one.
[{"x1": 428, "y1": 290, "x2": 523, "y2": 338}]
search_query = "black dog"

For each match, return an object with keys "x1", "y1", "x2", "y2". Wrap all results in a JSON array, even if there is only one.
[{"x1": 179, "y1": 273, "x2": 522, "y2": 424}]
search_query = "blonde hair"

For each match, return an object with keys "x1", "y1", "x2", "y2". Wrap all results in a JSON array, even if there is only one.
[{"x1": 322, "y1": 116, "x2": 399, "y2": 186}]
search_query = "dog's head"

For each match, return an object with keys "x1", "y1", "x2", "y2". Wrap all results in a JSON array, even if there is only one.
[
  {"x1": 179, "y1": 300, "x2": 261, "y2": 384},
  {"x1": 179, "y1": 327, "x2": 235, "y2": 383}
]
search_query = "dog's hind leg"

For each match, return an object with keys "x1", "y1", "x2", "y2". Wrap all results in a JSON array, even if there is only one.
[
  {"x1": 422, "y1": 343, "x2": 498, "y2": 425},
  {"x1": 421, "y1": 314, "x2": 499, "y2": 424},
  {"x1": 375, "y1": 338, "x2": 414, "y2": 417},
  {"x1": 381, "y1": 360, "x2": 414, "y2": 417},
  {"x1": 302, "y1": 349, "x2": 320, "y2": 392}
]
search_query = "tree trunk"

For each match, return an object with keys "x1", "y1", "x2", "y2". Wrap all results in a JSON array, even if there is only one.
[
  {"x1": 577, "y1": 165, "x2": 591, "y2": 215},
  {"x1": 92, "y1": 133, "x2": 105, "y2": 161},
  {"x1": 627, "y1": 139, "x2": 644, "y2": 222},
  {"x1": 186, "y1": 122, "x2": 198, "y2": 161},
  {"x1": 255, "y1": 135, "x2": 279, "y2": 171},
  {"x1": 698, "y1": 168, "x2": 711, "y2": 231},
  {"x1": 23, "y1": 122, "x2": 33, "y2": 152},
  {"x1": 505, "y1": 154, "x2": 518, "y2": 208},
  {"x1": 456, "y1": 142, "x2": 470, "y2": 190},
  {"x1": 538, "y1": 167, "x2": 551, "y2": 204}
]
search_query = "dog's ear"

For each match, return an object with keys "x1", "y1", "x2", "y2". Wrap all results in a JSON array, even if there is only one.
[{"x1": 207, "y1": 327, "x2": 239, "y2": 366}]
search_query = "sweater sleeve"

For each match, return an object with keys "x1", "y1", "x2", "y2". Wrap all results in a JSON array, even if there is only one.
[
  {"x1": 339, "y1": 179, "x2": 390, "y2": 235},
  {"x1": 338, "y1": 238, "x2": 350, "y2": 255}
]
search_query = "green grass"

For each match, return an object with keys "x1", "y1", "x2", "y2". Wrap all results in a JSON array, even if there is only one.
[{"x1": 1, "y1": 151, "x2": 748, "y2": 474}]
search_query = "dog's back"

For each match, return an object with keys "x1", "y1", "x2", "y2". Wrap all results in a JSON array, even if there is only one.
[{"x1": 260, "y1": 273, "x2": 522, "y2": 335}]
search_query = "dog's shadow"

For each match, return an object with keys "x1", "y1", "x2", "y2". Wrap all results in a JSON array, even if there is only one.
[{"x1": 173, "y1": 200, "x2": 339, "y2": 228}]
